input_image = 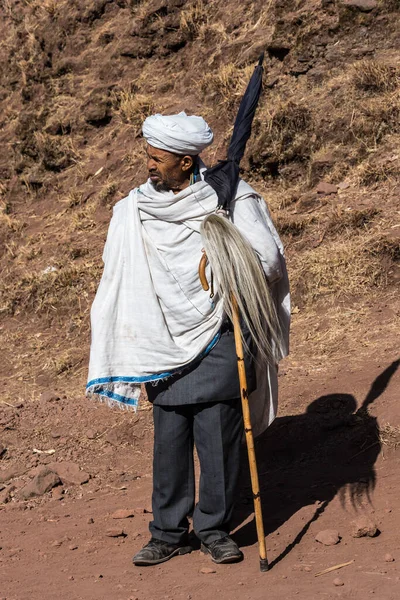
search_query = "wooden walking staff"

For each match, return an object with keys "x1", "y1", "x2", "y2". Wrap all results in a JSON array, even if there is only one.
[
  {"x1": 198, "y1": 260, "x2": 269, "y2": 572},
  {"x1": 231, "y1": 294, "x2": 268, "y2": 572}
]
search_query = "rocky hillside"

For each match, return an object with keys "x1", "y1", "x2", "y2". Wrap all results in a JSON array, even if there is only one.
[
  {"x1": 1, "y1": 4, "x2": 400, "y2": 598},
  {"x1": 0, "y1": 0, "x2": 398, "y2": 404}
]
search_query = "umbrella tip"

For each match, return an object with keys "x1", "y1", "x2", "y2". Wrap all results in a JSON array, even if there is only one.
[{"x1": 258, "y1": 52, "x2": 265, "y2": 67}]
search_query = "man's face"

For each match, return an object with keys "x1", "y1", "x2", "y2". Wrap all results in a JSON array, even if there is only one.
[{"x1": 146, "y1": 145, "x2": 193, "y2": 193}]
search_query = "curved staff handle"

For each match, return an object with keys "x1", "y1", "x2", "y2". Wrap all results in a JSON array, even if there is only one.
[
  {"x1": 199, "y1": 251, "x2": 209, "y2": 291},
  {"x1": 198, "y1": 250, "x2": 214, "y2": 298}
]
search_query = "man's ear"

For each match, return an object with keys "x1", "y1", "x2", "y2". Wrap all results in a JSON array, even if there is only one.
[{"x1": 181, "y1": 155, "x2": 194, "y2": 172}]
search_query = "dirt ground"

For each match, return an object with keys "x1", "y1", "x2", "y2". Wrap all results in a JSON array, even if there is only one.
[{"x1": 1, "y1": 307, "x2": 399, "y2": 600}]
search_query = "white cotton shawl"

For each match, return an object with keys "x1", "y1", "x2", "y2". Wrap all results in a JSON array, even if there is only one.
[{"x1": 86, "y1": 177, "x2": 290, "y2": 426}]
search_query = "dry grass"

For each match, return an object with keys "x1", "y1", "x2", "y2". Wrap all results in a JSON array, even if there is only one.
[
  {"x1": 289, "y1": 286, "x2": 399, "y2": 366},
  {"x1": 249, "y1": 97, "x2": 315, "y2": 171},
  {"x1": 244, "y1": 59, "x2": 400, "y2": 181},
  {"x1": 0, "y1": 207, "x2": 25, "y2": 233},
  {"x1": 199, "y1": 63, "x2": 253, "y2": 114},
  {"x1": 0, "y1": 183, "x2": 8, "y2": 198},
  {"x1": 197, "y1": 21, "x2": 228, "y2": 48},
  {"x1": 370, "y1": 235, "x2": 400, "y2": 262},
  {"x1": 379, "y1": 423, "x2": 400, "y2": 449},
  {"x1": 289, "y1": 234, "x2": 385, "y2": 306},
  {"x1": 133, "y1": 0, "x2": 155, "y2": 20},
  {"x1": 381, "y1": 0, "x2": 400, "y2": 8},
  {"x1": 180, "y1": 0, "x2": 207, "y2": 39},
  {"x1": 44, "y1": 349, "x2": 83, "y2": 376},
  {"x1": 325, "y1": 207, "x2": 379, "y2": 236},
  {"x1": 124, "y1": 146, "x2": 147, "y2": 167},
  {"x1": 70, "y1": 206, "x2": 97, "y2": 232},
  {"x1": 276, "y1": 215, "x2": 313, "y2": 237},
  {"x1": 22, "y1": 0, "x2": 64, "y2": 18},
  {"x1": 348, "y1": 90, "x2": 400, "y2": 151},
  {"x1": 11, "y1": 237, "x2": 43, "y2": 262},
  {"x1": 112, "y1": 89, "x2": 154, "y2": 134},
  {"x1": 3, "y1": 9, "x2": 51, "y2": 87},
  {"x1": 99, "y1": 181, "x2": 118, "y2": 206},
  {"x1": 293, "y1": 305, "x2": 369, "y2": 360},
  {"x1": 43, "y1": 94, "x2": 81, "y2": 135},
  {"x1": 358, "y1": 156, "x2": 400, "y2": 185},
  {"x1": 3, "y1": 233, "x2": 44, "y2": 262},
  {"x1": 63, "y1": 190, "x2": 85, "y2": 210},
  {"x1": 352, "y1": 60, "x2": 399, "y2": 93},
  {"x1": 0, "y1": 200, "x2": 10, "y2": 215},
  {"x1": 33, "y1": 132, "x2": 80, "y2": 172},
  {"x1": 0, "y1": 261, "x2": 102, "y2": 317}
]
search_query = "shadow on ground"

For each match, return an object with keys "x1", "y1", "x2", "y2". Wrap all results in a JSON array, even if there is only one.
[{"x1": 232, "y1": 358, "x2": 400, "y2": 568}]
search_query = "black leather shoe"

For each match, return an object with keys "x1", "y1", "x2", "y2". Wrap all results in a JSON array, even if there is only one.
[
  {"x1": 133, "y1": 538, "x2": 192, "y2": 566},
  {"x1": 201, "y1": 536, "x2": 243, "y2": 564}
]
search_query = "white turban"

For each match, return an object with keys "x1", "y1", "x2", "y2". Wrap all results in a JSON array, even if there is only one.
[{"x1": 142, "y1": 111, "x2": 213, "y2": 155}]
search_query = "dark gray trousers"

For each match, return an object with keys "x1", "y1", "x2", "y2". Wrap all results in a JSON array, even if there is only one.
[{"x1": 149, "y1": 399, "x2": 243, "y2": 545}]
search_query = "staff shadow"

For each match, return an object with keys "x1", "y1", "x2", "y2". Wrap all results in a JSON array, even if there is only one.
[{"x1": 232, "y1": 358, "x2": 399, "y2": 568}]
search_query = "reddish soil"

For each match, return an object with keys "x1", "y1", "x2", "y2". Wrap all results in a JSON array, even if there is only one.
[
  {"x1": 0, "y1": 0, "x2": 399, "y2": 599},
  {"x1": 1, "y1": 333, "x2": 399, "y2": 600}
]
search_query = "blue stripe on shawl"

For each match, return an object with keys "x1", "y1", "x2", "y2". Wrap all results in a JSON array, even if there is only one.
[
  {"x1": 86, "y1": 331, "x2": 221, "y2": 405},
  {"x1": 91, "y1": 388, "x2": 139, "y2": 408}
]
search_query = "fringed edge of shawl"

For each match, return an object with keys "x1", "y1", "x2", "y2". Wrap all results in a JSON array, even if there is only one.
[
  {"x1": 86, "y1": 382, "x2": 140, "y2": 411},
  {"x1": 85, "y1": 332, "x2": 222, "y2": 410}
]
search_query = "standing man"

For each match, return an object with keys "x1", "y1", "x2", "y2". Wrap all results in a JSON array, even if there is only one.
[{"x1": 87, "y1": 112, "x2": 290, "y2": 566}]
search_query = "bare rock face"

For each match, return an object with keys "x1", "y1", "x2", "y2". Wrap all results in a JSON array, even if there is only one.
[
  {"x1": 297, "y1": 192, "x2": 320, "y2": 211},
  {"x1": 315, "y1": 181, "x2": 338, "y2": 195},
  {"x1": 105, "y1": 528, "x2": 126, "y2": 538},
  {"x1": 119, "y1": 38, "x2": 156, "y2": 59},
  {"x1": 341, "y1": 0, "x2": 378, "y2": 11},
  {"x1": 310, "y1": 152, "x2": 336, "y2": 185},
  {"x1": 48, "y1": 462, "x2": 90, "y2": 486},
  {"x1": 350, "y1": 515, "x2": 378, "y2": 538},
  {"x1": 200, "y1": 567, "x2": 216, "y2": 574},
  {"x1": 18, "y1": 467, "x2": 61, "y2": 500},
  {"x1": 0, "y1": 465, "x2": 27, "y2": 484},
  {"x1": 384, "y1": 553, "x2": 395, "y2": 562},
  {"x1": 315, "y1": 529, "x2": 341, "y2": 546},
  {"x1": 81, "y1": 89, "x2": 112, "y2": 127},
  {"x1": 111, "y1": 509, "x2": 135, "y2": 520},
  {"x1": 52, "y1": 486, "x2": 64, "y2": 500},
  {"x1": 134, "y1": 507, "x2": 152, "y2": 515},
  {"x1": 0, "y1": 484, "x2": 16, "y2": 504}
]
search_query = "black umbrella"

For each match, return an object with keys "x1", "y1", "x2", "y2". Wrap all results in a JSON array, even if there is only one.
[{"x1": 204, "y1": 53, "x2": 264, "y2": 210}]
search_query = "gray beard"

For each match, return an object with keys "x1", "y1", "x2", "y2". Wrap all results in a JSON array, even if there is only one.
[{"x1": 151, "y1": 179, "x2": 171, "y2": 193}]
